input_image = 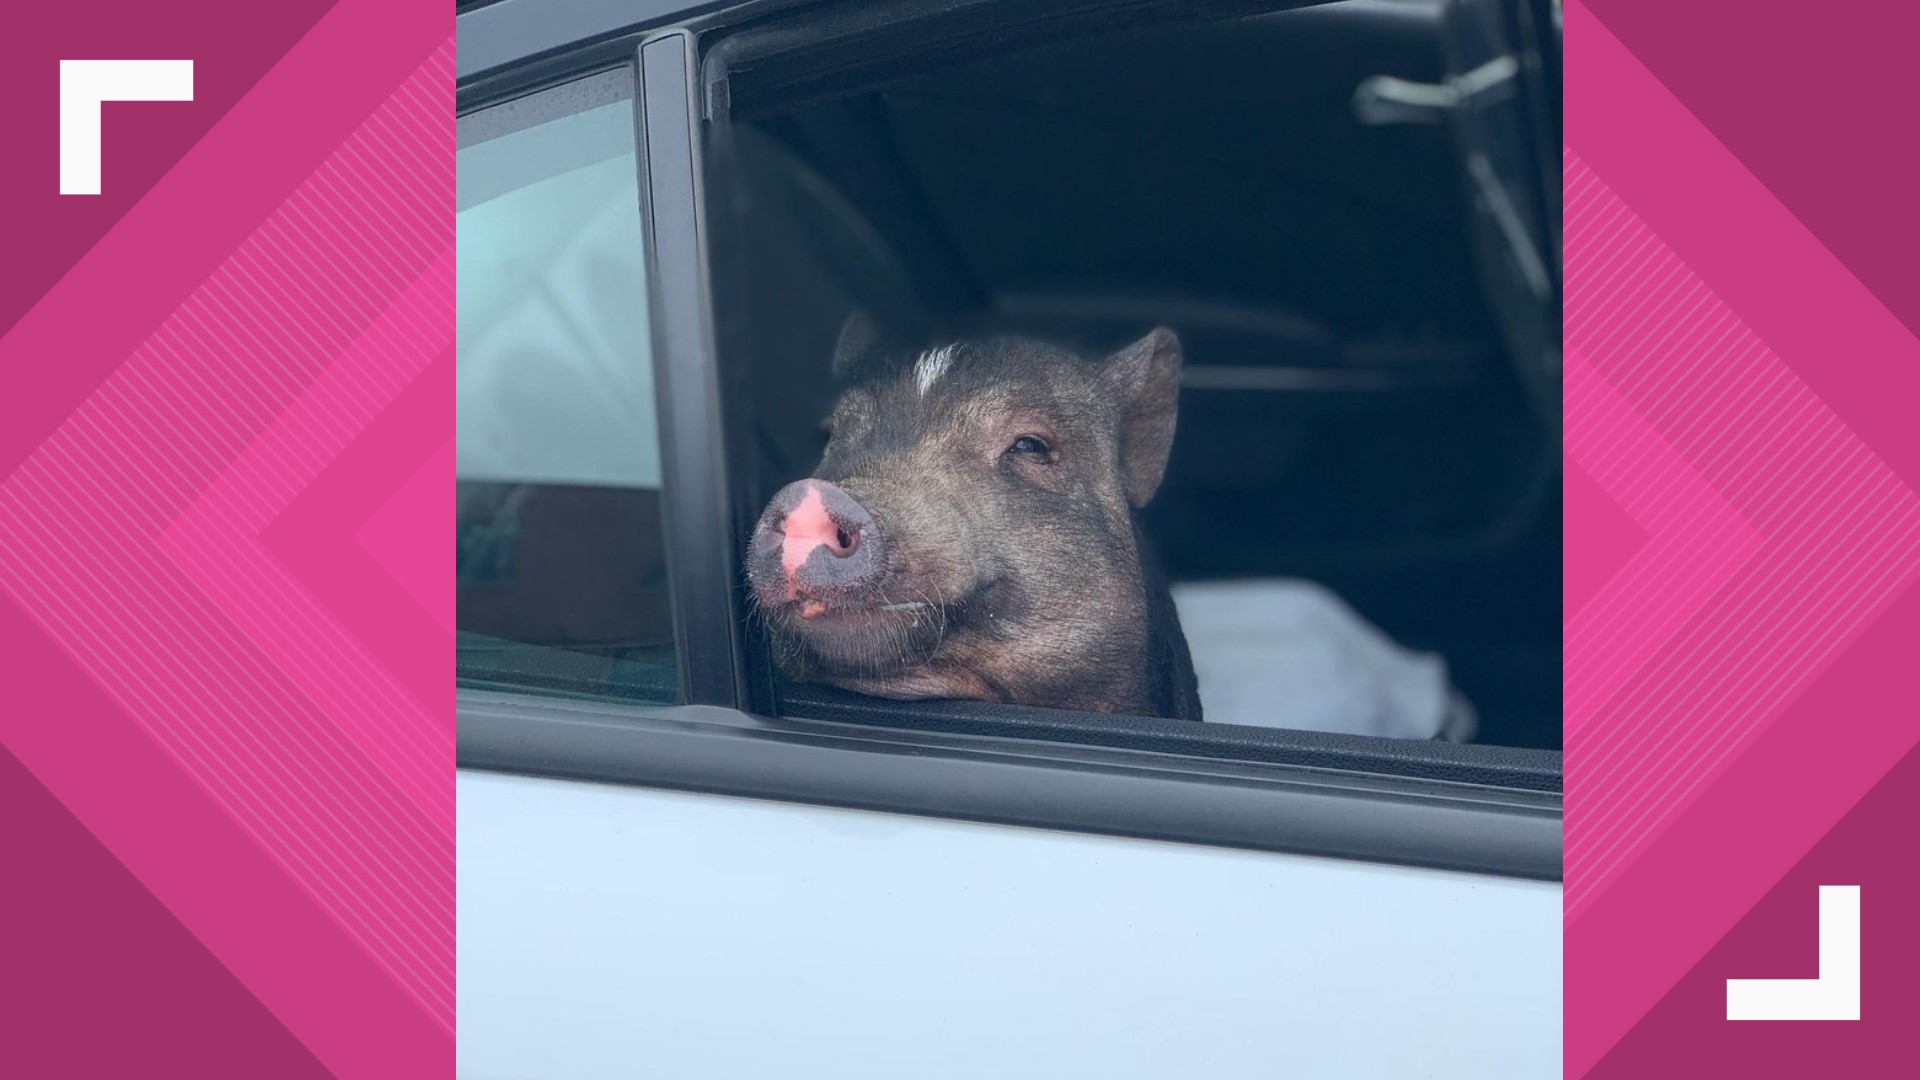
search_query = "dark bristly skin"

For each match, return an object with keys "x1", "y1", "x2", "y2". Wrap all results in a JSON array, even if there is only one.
[{"x1": 746, "y1": 315, "x2": 1202, "y2": 721}]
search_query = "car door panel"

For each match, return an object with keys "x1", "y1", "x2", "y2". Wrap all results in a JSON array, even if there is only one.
[{"x1": 459, "y1": 766, "x2": 1562, "y2": 1080}]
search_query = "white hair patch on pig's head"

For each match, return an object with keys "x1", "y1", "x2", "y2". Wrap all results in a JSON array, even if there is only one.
[{"x1": 913, "y1": 344, "x2": 958, "y2": 396}]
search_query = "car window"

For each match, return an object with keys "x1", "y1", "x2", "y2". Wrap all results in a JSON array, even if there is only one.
[
  {"x1": 711, "y1": 2, "x2": 1562, "y2": 755},
  {"x1": 455, "y1": 68, "x2": 678, "y2": 704}
]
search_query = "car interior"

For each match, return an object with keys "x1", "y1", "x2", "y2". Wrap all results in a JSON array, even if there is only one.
[{"x1": 708, "y1": 0, "x2": 1562, "y2": 749}]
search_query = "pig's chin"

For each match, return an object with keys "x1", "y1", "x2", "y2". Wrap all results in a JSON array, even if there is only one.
[{"x1": 765, "y1": 596, "x2": 947, "y2": 678}]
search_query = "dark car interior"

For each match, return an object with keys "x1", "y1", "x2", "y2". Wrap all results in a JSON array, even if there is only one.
[{"x1": 707, "y1": 0, "x2": 1562, "y2": 748}]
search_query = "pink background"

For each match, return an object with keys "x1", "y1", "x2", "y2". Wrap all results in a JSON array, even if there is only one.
[
  {"x1": 1566, "y1": 0, "x2": 1920, "y2": 1072},
  {"x1": 0, "y1": 1, "x2": 451, "y2": 1076}
]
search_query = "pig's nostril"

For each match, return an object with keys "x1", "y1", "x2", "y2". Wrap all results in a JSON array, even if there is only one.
[{"x1": 833, "y1": 527, "x2": 855, "y2": 555}]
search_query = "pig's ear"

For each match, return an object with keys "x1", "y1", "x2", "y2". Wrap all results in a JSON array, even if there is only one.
[
  {"x1": 1102, "y1": 327, "x2": 1183, "y2": 508},
  {"x1": 831, "y1": 311, "x2": 884, "y2": 382}
]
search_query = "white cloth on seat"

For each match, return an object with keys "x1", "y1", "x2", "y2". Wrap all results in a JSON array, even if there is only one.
[{"x1": 1170, "y1": 579, "x2": 1475, "y2": 741}]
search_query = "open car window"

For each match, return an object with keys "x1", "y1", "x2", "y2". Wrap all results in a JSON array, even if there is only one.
[{"x1": 705, "y1": 0, "x2": 1562, "y2": 760}]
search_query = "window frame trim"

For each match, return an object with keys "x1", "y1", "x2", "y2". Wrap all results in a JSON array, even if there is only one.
[
  {"x1": 456, "y1": 0, "x2": 824, "y2": 111},
  {"x1": 638, "y1": 30, "x2": 750, "y2": 707},
  {"x1": 458, "y1": 686, "x2": 1563, "y2": 880}
]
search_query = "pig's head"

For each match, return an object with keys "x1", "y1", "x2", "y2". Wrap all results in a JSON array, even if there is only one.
[{"x1": 746, "y1": 317, "x2": 1183, "y2": 715}]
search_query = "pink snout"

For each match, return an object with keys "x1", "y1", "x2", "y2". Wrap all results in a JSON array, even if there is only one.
[{"x1": 750, "y1": 479, "x2": 884, "y2": 612}]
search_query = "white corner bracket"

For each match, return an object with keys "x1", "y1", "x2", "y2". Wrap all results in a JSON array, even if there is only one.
[
  {"x1": 59, "y1": 59, "x2": 194, "y2": 196},
  {"x1": 1726, "y1": 885, "x2": 1861, "y2": 1021}
]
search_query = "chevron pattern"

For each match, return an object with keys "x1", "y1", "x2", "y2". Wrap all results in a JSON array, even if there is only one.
[
  {"x1": 0, "y1": 1, "x2": 451, "y2": 1076},
  {"x1": 1567, "y1": 0, "x2": 1920, "y2": 1072}
]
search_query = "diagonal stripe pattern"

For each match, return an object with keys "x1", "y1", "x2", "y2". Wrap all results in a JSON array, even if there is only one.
[
  {"x1": 1563, "y1": 147, "x2": 1920, "y2": 920},
  {"x1": 1563, "y1": 2, "x2": 1920, "y2": 1068},
  {"x1": 0, "y1": 34, "x2": 454, "y2": 1042}
]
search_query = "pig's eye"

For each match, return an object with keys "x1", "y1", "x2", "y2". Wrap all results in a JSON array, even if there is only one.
[{"x1": 1007, "y1": 435, "x2": 1052, "y2": 458}]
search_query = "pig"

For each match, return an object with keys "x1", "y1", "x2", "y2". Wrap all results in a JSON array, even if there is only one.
[{"x1": 746, "y1": 315, "x2": 1202, "y2": 722}]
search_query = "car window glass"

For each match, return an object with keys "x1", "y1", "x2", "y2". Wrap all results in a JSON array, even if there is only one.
[{"x1": 456, "y1": 68, "x2": 677, "y2": 703}]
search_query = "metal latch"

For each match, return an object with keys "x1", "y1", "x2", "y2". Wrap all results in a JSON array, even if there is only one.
[{"x1": 1351, "y1": 55, "x2": 1520, "y2": 127}]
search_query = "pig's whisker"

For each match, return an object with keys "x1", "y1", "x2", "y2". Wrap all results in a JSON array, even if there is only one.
[{"x1": 918, "y1": 586, "x2": 948, "y2": 647}]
